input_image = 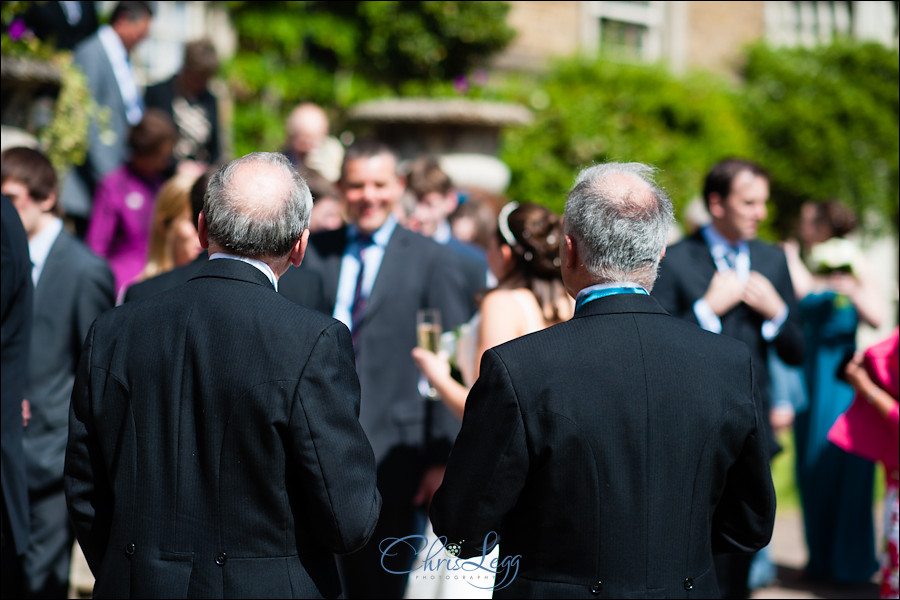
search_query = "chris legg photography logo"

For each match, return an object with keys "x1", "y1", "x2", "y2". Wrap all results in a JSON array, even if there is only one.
[{"x1": 379, "y1": 532, "x2": 520, "y2": 590}]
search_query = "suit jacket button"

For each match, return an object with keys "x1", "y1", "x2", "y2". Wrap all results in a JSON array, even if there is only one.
[
  {"x1": 215, "y1": 552, "x2": 227, "y2": 566},
  {"x1": 684, "y1": 577, "x2": 694, "y2": 591},
  {"x1": 124, "y1": 543, "x2": 135, "y2": 557},
  {"x1": 590, "y1": 581, "x2": 602, "y2": 594}
]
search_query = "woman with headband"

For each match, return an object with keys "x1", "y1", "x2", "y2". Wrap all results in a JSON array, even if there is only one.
[{"x1": 413, "y1": 201, "x2": 574, "y2": 419}]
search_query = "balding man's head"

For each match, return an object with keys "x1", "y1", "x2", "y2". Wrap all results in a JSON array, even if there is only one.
[
  {"x1": 204, "y1": 152, "x2": 312, "y2": 259},
  {"x1": 286, "y1": 103, "x2": 329, "y2": 158},
  {"x1": 564, "y1": 162, "x2": 673, "y2": 289}
]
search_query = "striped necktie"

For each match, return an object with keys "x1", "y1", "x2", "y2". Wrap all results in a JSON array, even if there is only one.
[{"x1": 350, "y1": 236, "x2": 373, "y2": 355}]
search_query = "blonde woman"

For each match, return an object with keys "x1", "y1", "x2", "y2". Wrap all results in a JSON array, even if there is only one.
[
  {"x1": 412, "y1": 202, "x2": 574, "y2": 419},
  {"x1": 137, "y1": 172, "x2": 201, "y2": 283}
]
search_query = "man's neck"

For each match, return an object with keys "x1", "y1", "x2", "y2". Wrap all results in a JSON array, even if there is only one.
[
  {"x1": 27, "y1": 213, "x2": 59, "y2": 241},
  {"x1": 708, "y1": 222, "x2": 742, "y2": 246}
]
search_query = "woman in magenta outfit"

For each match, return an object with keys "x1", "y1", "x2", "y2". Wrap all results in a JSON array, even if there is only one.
[
  {"x1": 86, "y1": 109, "x2": 177, "y2": 297},
  {"x1": 832, "y1": 328, "x2": 900, "y2": 599}
]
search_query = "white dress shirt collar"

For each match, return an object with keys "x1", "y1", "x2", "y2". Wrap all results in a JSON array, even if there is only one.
[
  {"x1": 28, "y1": 217, "x2": 63, "y2": 286},
  {"x1": 209, "y1": 253, "x2": 279, "y2": 291}
]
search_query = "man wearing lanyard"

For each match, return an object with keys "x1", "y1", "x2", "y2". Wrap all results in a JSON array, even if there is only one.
[
  {"x1": 431, "y1": 162, "x2": 775, "y2": 599},
  {"x1": 652, "y1": 157, "x2": 804, "y2": 598}
]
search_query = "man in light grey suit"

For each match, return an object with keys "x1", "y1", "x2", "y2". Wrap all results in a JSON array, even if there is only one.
[
  {"x1": 1, "y1": 147, "x2": 115, "y2": 597},
  {"x1": 60, "y1": 1, "x2": 153, "y2": 237}
]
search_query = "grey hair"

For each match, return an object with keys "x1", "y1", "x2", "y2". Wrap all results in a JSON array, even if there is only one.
[
  {"x1": 564, "y1": 162, "x2": 674, "y2": 290},
  {"x1": 204, "y1": 152, "x2": 312, "y2": 259}
]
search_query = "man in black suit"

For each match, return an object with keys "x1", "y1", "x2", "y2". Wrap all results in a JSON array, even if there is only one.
[
  {"x1": 144, "y1": 39, "x2": 222, "y2": 175},
  {"x1": 2, "y1": 147, "x2": 115, "y2": 598},
  {"x1": 64, "y1": 152, "x2": 381, "y2": 598},
  {"x1": 301, "y1": 140, "x2": 470, "y2": 598},
  {"x1": 651, "y1": 158, "x2": 803, "y2": 598},
  {"x1": 1, "y1": 194, "x2": 33, "y2": 599},
  {"x1": 430, "y1": 162, "x2": 776, "y2": 598}
]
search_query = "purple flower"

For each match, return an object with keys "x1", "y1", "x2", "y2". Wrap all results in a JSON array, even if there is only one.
[
  {"x1": 453, "y1": 74, "x2": 469, "y2": 95},
  {"x1": 8, "y1": 19, "x2": 28, "y2": 41}
]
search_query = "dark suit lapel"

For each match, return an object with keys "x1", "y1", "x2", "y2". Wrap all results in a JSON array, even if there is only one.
[
  {"x1": 688, "y1": 232, "x2": 717, "y2": 280},
  {"x1": 34, "y1": 230, "x2": 70, "y2": 302},
  {"x1": 363, "y1": 226, "x2": 408, "y2": 318}
]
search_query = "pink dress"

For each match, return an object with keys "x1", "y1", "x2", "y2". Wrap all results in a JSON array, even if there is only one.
[
  {"x1": 828, "y1": 328, "x2": 900, "y2": 598},
  {"x1": 86, "y1": 165, "x2": 163, "y2": 296}
]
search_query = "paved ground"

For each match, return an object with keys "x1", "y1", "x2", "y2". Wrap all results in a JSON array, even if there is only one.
[
  {"x1": 751, "y1": 508, "x2": 881, "y2": 600},
  {"x1": 69, "y1": 507, "x2": 883, "y2": 598}
]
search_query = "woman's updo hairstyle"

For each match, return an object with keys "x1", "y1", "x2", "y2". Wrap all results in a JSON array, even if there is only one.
[{"x1": 497, "y1": 201, "x2": 563, "y2": 280}]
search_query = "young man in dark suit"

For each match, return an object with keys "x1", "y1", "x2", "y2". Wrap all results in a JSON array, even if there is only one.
[
  {"x1": 301, "y1": 140, "x2": 470, "y2": 598},
  {"x1": 431, "y1": 162, "x2": 776, "y2": 598},
  {"x1": 2, "y1": 147, "x2": 115, "y2": 598},
  {"x1": 64, "y1": 152, "x2": 381, "y2": 598},
  {"x1": 651, "y1": 158, "x2": 804, "y2": 598}
]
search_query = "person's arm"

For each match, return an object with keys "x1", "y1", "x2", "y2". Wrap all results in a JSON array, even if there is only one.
[
  {"x1": 711, "y1": 359, "x2": 777, "y2": 554},
  {"x1": 64, "y1": 323, "x2": 113, "y2": 574},
  {"x1": 290, "y1": 321, "x2": 381, "y2": 554},
  {"x1": 430, "y1": 348, "x2": 529, "y2": 559},
  {"x1": 410, "y1": 348, "x2": 468, "y2": 420},
  {"x1": 84, "y1": 177, "x2": 119, "y2": 259},
  {"x1": 828, "y1": 256, "x2": 884, "y2": 329},
  {"x1": 73, "y1": 257, "x2": 116, "y2": 346},
  {"x1": 781, "y1": 239, "x2": 814, "y2": 299},
  {"x1": 844, "y1": 352, "x2": 897, "y2": 421}
]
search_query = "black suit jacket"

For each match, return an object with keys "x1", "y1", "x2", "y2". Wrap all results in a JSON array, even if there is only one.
[
  {"x1": 303, "y1": 225, "x2": 470, "y2": 501},
  {"x1": 24, "y1": 229, "x2": 114, "y2": 494},
  {"x1": 1, "y1": 196, "x2": 33, "y2": 555},
  {"x1": 124, "y1": 252, "x2": 329, "y2": 314},
  {"x1": 430, "y1": 293, "x2": 776, "y2": 598},
  {"x1": 65, "y1": 259, "x2": 381, "y2": 598},
  {"x1": 651, "y1": 232, "x2": 804, "y2": 453},
  {"x1": 144, "y1": 75, "x2": 221, "y2": 166}
]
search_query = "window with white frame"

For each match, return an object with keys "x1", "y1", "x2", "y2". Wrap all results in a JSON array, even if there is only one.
[
  {"x1": 765, "y1": 1, "x2": 899, "y2": 48},
  {"x1": 581, "y1": 1, "x2": 667, "y2": 62}
]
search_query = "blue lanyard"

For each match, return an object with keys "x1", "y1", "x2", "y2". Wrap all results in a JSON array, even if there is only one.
[{"x1": 575, "y1": 286, "x2": 648, "y2": 313}]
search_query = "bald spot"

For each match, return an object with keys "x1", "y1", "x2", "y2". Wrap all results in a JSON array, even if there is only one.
[
  {"x1": 231, "y1": 161, "x2": 292, "y2": 220},
  {"x1": 287, "y1": 104, "x2": 328, "y2": 137},
  {"x1": 597, "y1": 172, "x2": 657, "y2": 216}
]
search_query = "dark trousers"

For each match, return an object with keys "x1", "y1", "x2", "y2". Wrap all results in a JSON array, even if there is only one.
[
  {"x1": 23, "y1": 487, "x2": 74, "y2": 599},
  {"x1": 1, "y1": 495, "x2": 25, "y2": 599},
  {"x1": 337, "y1": 501, "x2": 426, "y2": 599}
]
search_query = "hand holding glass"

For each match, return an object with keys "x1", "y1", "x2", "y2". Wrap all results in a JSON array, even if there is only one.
[{"x1": 416, "y1": 309, "x2": 441, "y2": 398}]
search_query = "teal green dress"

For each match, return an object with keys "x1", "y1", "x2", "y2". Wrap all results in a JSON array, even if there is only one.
[{"x1": 794, "y1": 291, "x2": 878, "y2": 583}]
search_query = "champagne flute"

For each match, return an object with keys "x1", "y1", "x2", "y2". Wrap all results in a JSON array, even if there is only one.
[{"x1": 416, "y1": 309, "x2": 441, "y2": 399}]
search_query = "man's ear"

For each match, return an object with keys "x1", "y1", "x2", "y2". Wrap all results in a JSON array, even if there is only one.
[
  {"x1": 445, "y1": 191, "x2": 460, "y2": 215},
  {"x1": 289, "y1": 229, "x2": 310, "y2": 267},
  {"x1": 39, "y1": 192, "x2": 58, "y2": 214},
  {"x1": 707, "y1": 193, "x2": 725, "y2": 219},
  {"x1": 564, "y1": 234, "x2": 579, "y2": 269},
  {"x1": 198, "y1": 211, "x2": 209, "y2": 249}
]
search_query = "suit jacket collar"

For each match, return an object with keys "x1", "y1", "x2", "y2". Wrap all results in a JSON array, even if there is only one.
[
  {"x1": 35, "y1": 228, "x2": 73, "y2": 296},
  {"x1": 572, "y1": 292, "x2": 669, "y2": 319},
  {"x1": 363, "y1": 225, "x2": 410, "y2": 317},
  {"x1": 189, "y1": 256, "x2": 277, "y2": 291}
]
